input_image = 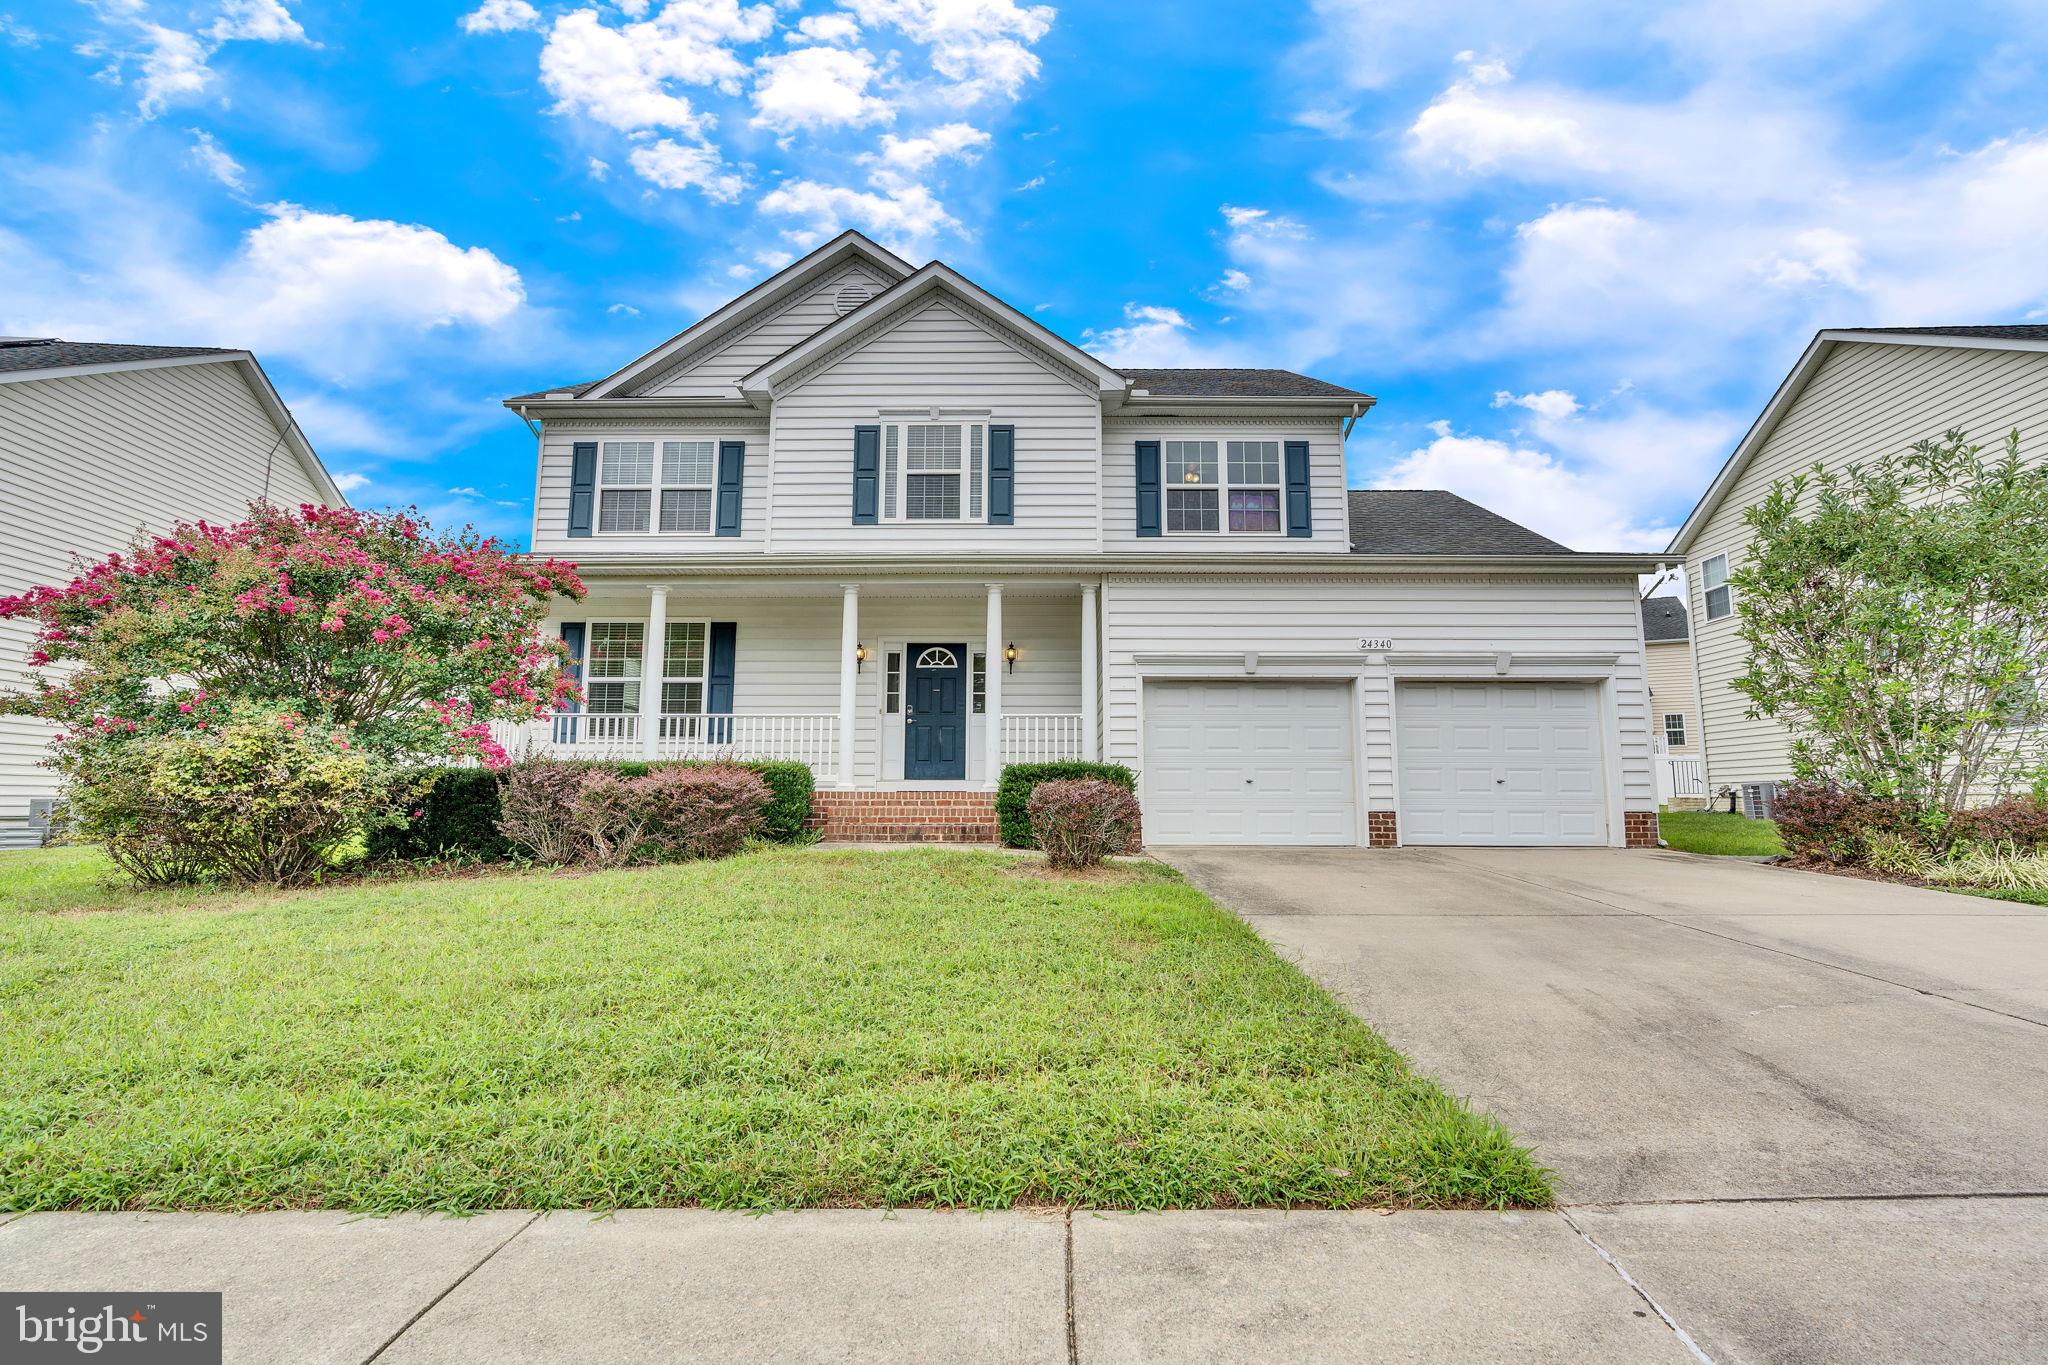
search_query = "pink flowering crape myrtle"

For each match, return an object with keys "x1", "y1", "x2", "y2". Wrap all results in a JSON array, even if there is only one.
[{"x1": 0, "y1": 502, "x2": 586, "y2": 775}]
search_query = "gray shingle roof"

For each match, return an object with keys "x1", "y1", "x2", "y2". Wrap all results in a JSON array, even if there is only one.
[
  {"x1": 1847, "y1": 325, "x2": 2048, "y2": 342},
  {"x1": 0, "y1": 338, "x2": 238, "y2": 376},
  {"x1": 1346, "y1": 490, "x2": 1573, "y2": 555},
  {"x1": 1119, "y1": 368, "x2": 1370, "y2": 399},
  {"x1": 506, "y1": 380, "x2": 599, "y2": 402},
  {"x1": 1641, "y1": 595, "x2": 1690, "y2": 642}
]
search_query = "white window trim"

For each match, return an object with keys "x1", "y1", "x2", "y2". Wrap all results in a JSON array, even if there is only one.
[
  {"x1": 1701, "y1": 552, "x2": 1733, "y2": 620},
  {"x1": 1664, "y1": 713, "x2": 1686, "y2": 747},
  {"x1": 581, "y1": 619, "x2": 645, "y2": 714},
  {"x1": 1162, "y1": 437, "x2": 1286, "y2": 537},
  {"x1": 594, "y1": 435, "x2": 719, "y2": 538},
  {"x1": 660, "y1": 620, "x2": 712, "y2": 718},
  {"x1": 880, "y1": 420, "x2": 990, "y2": 525}
]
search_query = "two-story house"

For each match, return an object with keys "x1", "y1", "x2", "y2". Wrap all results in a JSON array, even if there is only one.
[
  {"x1": 0, "y1": 338, "x2": 343, "y2": 848},
  {"x1": 505, "y1": 232, "x2": 1663, "y2": 847}
]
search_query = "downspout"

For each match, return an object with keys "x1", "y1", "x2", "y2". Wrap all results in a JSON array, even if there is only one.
[
  {"x1": 1342, "y1": 401, "x2": 1366, "y2": 440},
  {"x1": 514, "y1": 403, "x2": 541, "y2": 439}
]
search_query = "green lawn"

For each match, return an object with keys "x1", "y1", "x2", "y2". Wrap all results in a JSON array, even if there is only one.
[
  {"x1": 1658, "y1": 809, "x2": 1786, "y2": 857},
  {"x1": 0, "y1": 846, "x2": 1548, "y2": 1214}
]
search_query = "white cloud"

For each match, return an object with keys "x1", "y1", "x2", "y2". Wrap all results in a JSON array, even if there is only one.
[
  {"x1": 186, "y1": 129, "x2": 246, "y2": 191},
  {"x1": 1408, "y1": 63, "x2": 1594, "y2": 174},
  {"x1": 1014, "y1": 174, "x2": 1044, "y2": 191},
  {"x1": 1760, "y1": 227, "x2": 1863, "y2": 290},
  {"x1": 872, "y1": 122, "x2": 990, "y2": 171},
  {"x1": 1217, "y1": 268, "x2": 1250, "y2": 292},
  {"x1": 458, "y1": 0, "x2": 542, "y2": 34},
  {"x1": 607, "y1": 302, "x2": 640, "y2": 315},
  {"x1": 757, "y1": 177, "x2": 956, "y2": 253},
  {"x1": 1492, "y1": 388, "x2": 1579, "y2": 420},
  {"x1": 628, "y1": 137, "x2": 745, "y2": 201},
  {"x1": 750, "y1": 44, "x2": 893, "y2": 134},
  {"x1": 0, "y1": 15, "x2": 41, "y2": 47},
  {"x1": 587, "y1": 156, "x2": 610, "y2": 179},
  {"x1": 331, "y1": 471, "x2": 372, "y2": 492},
  {"x1": 208, "y1": 0, "x2": 307, "y2": 44},
  {"x1": 791, "y1": 12, "x2": 860, "y2": 44},
  {"x1": 839, "y1": 0, "x2": 1055, "y2": 103},
  {"x1": 1081, "y1": 304, "x2": 1197, "y2": 366},
  {"x1": 448, "y1": 485, "x2": 485, "y2": 498},
  {"x1": 540, "y1": 2, "x2": 772, "y2": 134},
  {"x1": 136, "y1": 25, "x2": 213, "y2": 117}
]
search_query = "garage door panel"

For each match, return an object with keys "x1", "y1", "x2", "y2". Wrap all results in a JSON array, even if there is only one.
[
  {"x1": 1397, "y1": 681, "x2": 1609, "y2": 847},
  {"x1": 1143, "y1": 681, "x2": 1356, "y2": 846}
]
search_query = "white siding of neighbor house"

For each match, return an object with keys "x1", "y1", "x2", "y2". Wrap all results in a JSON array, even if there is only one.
[
  {"x1": 1101, "y1": 414, "x2": 1351, "y2": 552},
  {"x1": 766, "y1": 297, "x2": 1105, "y2": 554},
  {"x1": 1646, "y1": 639, "x2": 1699, "y2": 754},
  {"x1": 530, "y1": 417, "x2": 770, "y2": 556},
  {"x1": 0, "y1": 360, "x2": 331, "y2": 840},
  {"x1": 632, "y1": 262, "x2": 893, "y2": 399},
  {"x1": 1100, "y1": 572, "x2": 1656, "y2": 837},
  {"x1": 555, "y1": 587, "x2": 1082, "y2": 786},
  {"x1": 1687, "y1": 340, "x2": 2048, "y2": 794}
]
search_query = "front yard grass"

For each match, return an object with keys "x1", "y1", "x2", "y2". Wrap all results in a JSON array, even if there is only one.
[
  {"x1": 1658, "y1": 809, "x2": 1786, "y2": 857},
  {"x1": 0, "y1": 846, "x2": 1549, "y2": 1213}
]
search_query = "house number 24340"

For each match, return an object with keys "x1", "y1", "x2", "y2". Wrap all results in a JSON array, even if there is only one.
[{"x1": 1357, "y1": 636, "x2": 1394, "y2": 651}]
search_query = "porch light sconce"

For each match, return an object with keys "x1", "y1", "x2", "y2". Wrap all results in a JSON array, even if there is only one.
[
  {"x1": 854, "y1": 644, "x2": 869, "y2": 672},
  {"x1": 1003, "y1": 643, "x2": 1019, "y2": 674}
]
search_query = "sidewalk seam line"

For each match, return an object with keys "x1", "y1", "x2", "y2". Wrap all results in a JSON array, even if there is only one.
[
  {"x1": 1557, "y1": 1209, "x2": 1717, "y2": 1365},
  {"x1": 361, "y1": 1212, "x2": 538, "y2": 1364},
  {"x1": 1063, "y1": 1206, "x2": 1079, "y2": 1365},
  {"x1": 1566, "y1": 1188, "x2": 2048, "y2": 1209}
]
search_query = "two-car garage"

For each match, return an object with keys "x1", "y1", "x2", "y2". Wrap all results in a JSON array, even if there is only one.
[{"x1": 1139, "y1": 677, "x2": 1612, "y2": 848}]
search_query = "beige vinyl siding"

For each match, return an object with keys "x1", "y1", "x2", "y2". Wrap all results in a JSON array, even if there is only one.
[
  {"x1": 1645, "y1": 639, "x2": 1699, "y2": 754},
  {"x1": 556, "y1": 587, "x2": 1083, "y2": 786},
  {"x1": 1101, "y1": 572, "x2": 1655, "y2": 840},
  {"x1": 767, "y1": 298, "x2": 1103, "y2": 554},
  {"x1": 1687, "y1": 341, "x2": 2048, "y2": 793},
  {"x1": 530, "y1": 419, "x2": 770, "y2": 555},
  {"x1": 1101, "y1": 415, "x2": 1351, "y2": 552},
  {"x1": 635, "y1": 263, "x2": 891, "y2": 399},
  {"x1": 0, "y1": 360, "x2": 331, "y2": 834}
]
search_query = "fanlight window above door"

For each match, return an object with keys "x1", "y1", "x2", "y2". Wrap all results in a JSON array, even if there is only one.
[{"x1": 915, "y1": 647, "x2": 959, "y2": 669}]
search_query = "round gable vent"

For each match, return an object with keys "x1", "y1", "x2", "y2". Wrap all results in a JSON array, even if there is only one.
[{"x1": 833, "y1": 283, "x2": 875, "y2": 316}]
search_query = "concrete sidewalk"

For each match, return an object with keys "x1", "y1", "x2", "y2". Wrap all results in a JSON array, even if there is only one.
[{"x1": 0, "y1": 1206, "x2": 1699, "y2": 1364}]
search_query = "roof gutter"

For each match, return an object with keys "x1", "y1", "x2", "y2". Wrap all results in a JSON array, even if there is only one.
[{"x1": 552, "y1": 550, "x2": 1666, "y2": 579}]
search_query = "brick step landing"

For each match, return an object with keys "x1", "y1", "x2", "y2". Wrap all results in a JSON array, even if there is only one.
[{"x1": 807, "y1": 790, "x2": 1000, "y2": 844}]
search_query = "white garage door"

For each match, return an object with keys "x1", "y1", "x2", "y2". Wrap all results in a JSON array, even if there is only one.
[
  {"x1": 1396, "y1": 682, "x2": 1608, "y2": 846},
  {"x1": 1143, "y1": 680, "x2": 1356, "y2": 845}
]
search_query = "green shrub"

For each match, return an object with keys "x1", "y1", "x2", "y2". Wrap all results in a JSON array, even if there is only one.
[
  {"x1": 368, "y1": 768, "x2": 512, "y2": 863},
  {"x1": 997, "y1": 762, "x2": 1136, "y2": 848},
  {"x1": 375, "y1": 758, "x2": 814, "y2": 863}
]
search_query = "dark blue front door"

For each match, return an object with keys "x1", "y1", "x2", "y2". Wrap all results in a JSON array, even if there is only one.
[{"x1": 905, "y1": 643, "x2": 967, "y2": 780}]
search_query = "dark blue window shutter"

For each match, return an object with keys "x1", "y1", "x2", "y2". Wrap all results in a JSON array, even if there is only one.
[
  {"x1": 987, "y1": 425, "x2": 1015, "y2": 525},
  {"x1": 852, "y1": 425, "x2": 880, "y2": 525},
  {"x1": 707, "y1": 621, "x2": 736, "y2": 744},
  {"x1": 556, "y1": 622, "x2": 585, "y2": 742},
  {"x1": 716, "y1": 441, "x2": 745, "y2": 537},
  {"x1": 1284, "y1": 440, "x2": 1312, "y2": 538},
  {"x1": 568, "y1": 443, "x2": 597, "y2": 538},
  {"x1": 1135, "y1": 441, "x2": 1161, "y2": 538}
]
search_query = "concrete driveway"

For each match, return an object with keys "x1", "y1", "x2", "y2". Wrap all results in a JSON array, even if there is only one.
[{"x1": 1157, "y1": 845, "x2": 2048, "y2": 1364}]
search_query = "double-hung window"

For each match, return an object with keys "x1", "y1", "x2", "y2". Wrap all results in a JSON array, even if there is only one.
[
  {"x1": 584, "y1": 622, "x2": 643, "y2": 713},
  {"x1": 1701, "y1": 553, "x2": 1732, "y2": 620},
  {"x1": 1664, "y1": 713, "x2": 1686, "y2": 747},
  {"x1": 596, "y1": 439, "x2": 717, "y2": 535},
  {"x1": 881, "y1": 422, "x2": 987, "y2": 522},
  {"x1": 1164, "y1": 439, "x2": 1285, "y2": 534},
  {"x1": 662, "y1": 621, "x2": 708, "y2": 718}
]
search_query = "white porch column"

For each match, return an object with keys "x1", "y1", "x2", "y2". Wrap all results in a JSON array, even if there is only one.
[
  {"x1": 837, "y1": 584, "x2": 859, "y2": 788},
  {"x1": 1080, "y1": 585, "x2": 1100, "y2": 761},
  {"x1": 639, "y1": 586, "x2": 667, "y2": 759},
  {"x1": 984, "y1": 582, "x2": 1004, "y2": 787}
]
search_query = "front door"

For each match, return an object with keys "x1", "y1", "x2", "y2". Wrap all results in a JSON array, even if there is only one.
[{"x1": 905, "y1": 643, "x2": 967, "y2": 780}]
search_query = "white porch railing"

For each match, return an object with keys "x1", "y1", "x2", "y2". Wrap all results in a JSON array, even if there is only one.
[
  {"x1": 1658, "y1": 755, "x2": 1706, "y2": 804},
  {"x1": 656, "y1": 713, "x2": 839, "y2": 770},
  {"x1": 1000, "y1": 712, "x2": 1086, "y2": 764},
  {"x1": 534, "y1": 711, "x2": 642, "y2": 761}
]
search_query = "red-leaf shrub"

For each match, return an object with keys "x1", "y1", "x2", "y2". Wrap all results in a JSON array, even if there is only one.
[
  {"x1": 627, "y1": 764, "x2": 770, "y2": 861},
  {"x1": 496, "y1": 759, "x2": 593, "y2": 866},
  {"x1": 1771, "y1": 780, "x2": 1926, "y2": 864},
  {"x1": 1947, "y1": 796, "x2": 2048, "y2": 853},
  {"x1": 1027, "y1": 778, "x2": 1142, "y2": 869}
]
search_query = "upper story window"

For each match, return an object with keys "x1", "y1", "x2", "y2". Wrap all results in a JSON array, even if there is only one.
[
  {"x1": 597, "y1": 439, "x2": 716, "y2": 535},
  {"x1": 883, "y1": 422, "x2": 987, "y2": 523},
  {"x1": 1701, "y1": 553, "x2": 1732, "y2": 620},
  {"x1": 1165, "y1": 439, "x2": 1283, "y2": 535}
]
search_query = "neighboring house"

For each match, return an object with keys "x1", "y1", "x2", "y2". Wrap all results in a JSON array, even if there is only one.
[
  {"x1": 1669, "y1": 326, "x2": 2048, "y2": 808},
  {"x1": 505, "y1": 231, "x2": 1663, "y2": 847},
  {"x1": 0, "y1": 338, "x2": 343, "y2": 848},
  {"x1": 1640, "y1": 595, "x2": 1704, "y2": 807}
]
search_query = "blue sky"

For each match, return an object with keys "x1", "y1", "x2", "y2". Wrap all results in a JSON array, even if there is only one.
[{"x1": 5, "y1": 0, "x2": 2048, "y2": 555}]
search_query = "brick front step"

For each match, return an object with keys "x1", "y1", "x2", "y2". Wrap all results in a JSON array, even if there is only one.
[{"x1": 808, "y1": 790, "x2": 1000, "y2": 844}]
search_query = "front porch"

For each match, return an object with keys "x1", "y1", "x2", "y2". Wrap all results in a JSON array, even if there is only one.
[{"x1": 516, "y1": 578, "x2": 1101, "y2": 797}]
